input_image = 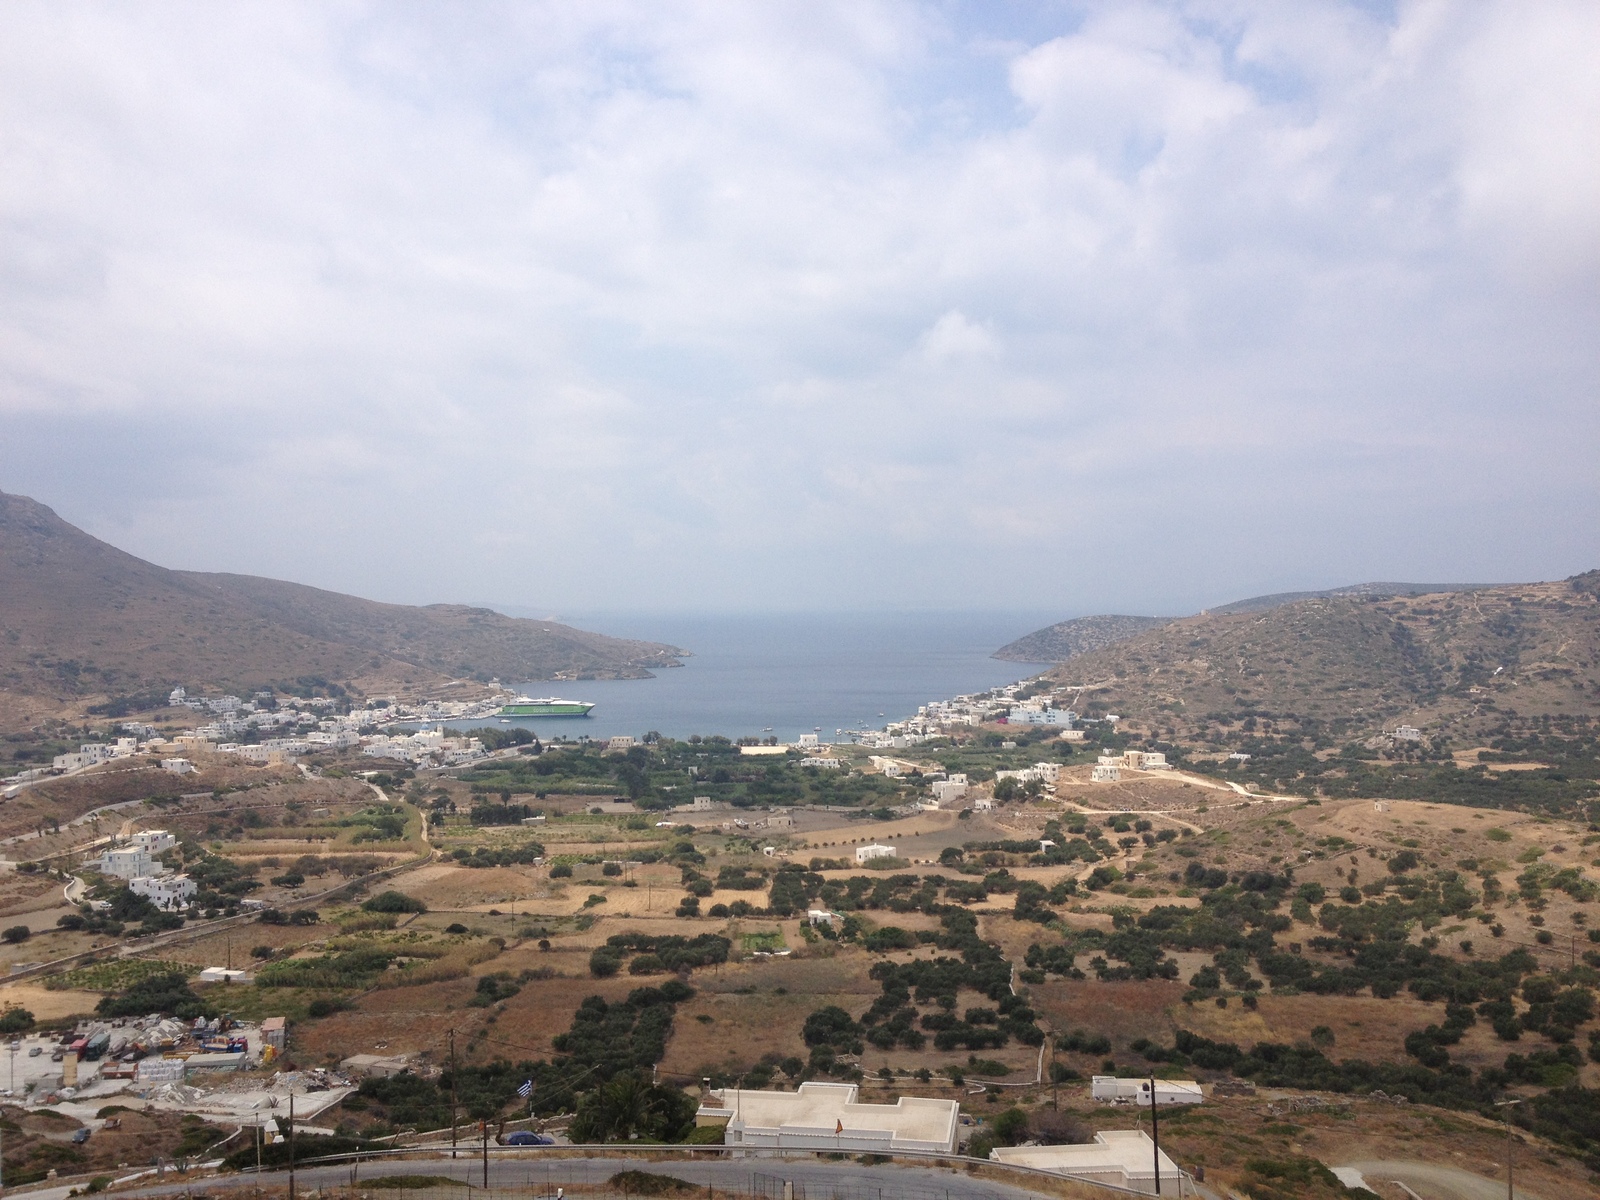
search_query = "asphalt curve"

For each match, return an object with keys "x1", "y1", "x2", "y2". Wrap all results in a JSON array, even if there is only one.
[{"x1": 95, "y1": 1154, "x2": 1059, "y2": 1200}]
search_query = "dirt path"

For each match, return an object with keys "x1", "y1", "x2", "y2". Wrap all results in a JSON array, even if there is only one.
[{"x1": 1337, "y1": 1159, "x2": 1543, "y2": 1200}]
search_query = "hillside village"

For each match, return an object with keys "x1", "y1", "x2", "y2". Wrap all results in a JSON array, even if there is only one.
[
  {"x1": 0, "y1": 642, "x2": 1592, "y2": 1199},
  {"x1": 0, "y1": 575, "x2": 1594, "y2": 1199}
]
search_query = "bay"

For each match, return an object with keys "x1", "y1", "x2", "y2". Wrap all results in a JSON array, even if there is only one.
[{"x1": 477, "y1": 611, "x2": 1056, "y2": 742}]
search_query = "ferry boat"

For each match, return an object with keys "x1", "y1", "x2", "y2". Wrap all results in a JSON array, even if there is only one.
[{"x1": 498, "y1": 696, "x2": 596, "y2": 718}]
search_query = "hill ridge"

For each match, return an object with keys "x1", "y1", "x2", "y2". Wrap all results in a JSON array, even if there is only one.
[
  {"x1": 995, "y1": 582, "x2": 1490, "y2": 663},
  {"x1": 0, "y1": 489, "x2": 683, "y2": 723}
]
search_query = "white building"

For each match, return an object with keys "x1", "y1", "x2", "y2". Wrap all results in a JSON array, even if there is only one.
[
  {"x1": 991, "y1": 1130, "x2": 1180, "y2": 1195},
  {"x1": 130, "y1": 830, "x2": 177, "y2": 855},
  {"x1": 98, "y1": 847, "x2": 160, "y2": 880},
  {"x1": 198, "y1": 966, "x2": 250, "y2": 983},
  {"x1": 1091, "y1": 1076, "x2": 1203, "y2": 1105},
  {"x1": 1120, "y1": 750, "x2": 1169, "y2": 770},
  {"x1": 95, "y1": 831, "x2": 177, "y2": 881},
  {"x1": 972, "y1": 796, "x2": 994, "y2": 811},
  {"x1": 306, "y1": 729, "x2": 360, "y2": 749},
  {"x1": 1090, "y1": 763, "x2": 1121, "y2": 783},
  {"x1": 855, "y1": 843, "x2": 897, "y2": 864},
  {"x1": 801, "y1": 756, "x2": 842, "y2": 769},
  {"x1": 1007, "y1": 707, "x2": 1074, "y2": 726},
  {"x1": 1393, "y1": 725, "x2": 1423, "y2": 742},
  {"x1": 796, "y1": 733, "x2": 820, "y2": 749},
  {"x1": 160, "y1": 758, "x2": 196, "y2": 774},
  {"x1": 607, "y1": 736, "x2": 636, "y2": 752},
  {"x1": 868, "y1": 756, "x2": 905, "y2": 777},
  {"x1": 930, "y1": 779, "x2": 967, "y2": 806},
  {"x1": 130, "y1": 874, "x2": 195, "y2": 909},
  {"x1": 697, "y1": 1082, "x2": 958, "y2": 1154}
]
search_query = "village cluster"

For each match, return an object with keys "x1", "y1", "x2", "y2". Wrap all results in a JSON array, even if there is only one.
[{"x1": 14, "y1": 686, "x2": 507, "y2": 787}]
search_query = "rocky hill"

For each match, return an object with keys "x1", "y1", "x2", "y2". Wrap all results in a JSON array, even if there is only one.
[
  {"x1": 993, "y1": 614, "x2": 1170, "y2": 663},
  {"x1": 1043, "y1": 575, "x2": 1600, "y2": 749},
  {"x1": 0, "y1": 489, "x2": 683, "y2": 724},
  {"x1": 1207, "y1": 581, "x2": 1483, "y2": 615},
  {"x1": 996, "y1": 583, "x2": 1484, "y2": 663}
]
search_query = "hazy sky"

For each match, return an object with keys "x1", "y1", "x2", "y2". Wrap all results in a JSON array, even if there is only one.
[{"x1": 2, "y1": 2, "x2": 1596, "y2": 617}]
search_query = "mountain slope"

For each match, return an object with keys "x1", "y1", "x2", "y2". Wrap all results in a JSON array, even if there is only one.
[
  {"x1": 1207, "y1": 581, "x2": 1484, "y2": 615},
  {"x1": 994, "y1": 614, "x2": 1171, "y2": 663},
  {"x1": 176, "y1": 572, "x2": 682, "y2": 685},
  {"x1": 996, "y1": 583, "x2": 1489, "y2": 663},
  {"x1": 0, "y1": 490, "x2": 682, "y2": 716},
  {"x1": 1042, "y1": 577, "x2": 1600, "y2": 744}
]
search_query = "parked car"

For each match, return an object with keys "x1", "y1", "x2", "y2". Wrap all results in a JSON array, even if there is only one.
[
  {"x1": 27, "y1": 1046, "x2": 41, "y2": 1057},
  {"x1": 502, "y1": 1132, "x2": 554, "y2": 1146},
  {"x1": 71, "y1": 1128, "x2": 90, "y2": 1144}
]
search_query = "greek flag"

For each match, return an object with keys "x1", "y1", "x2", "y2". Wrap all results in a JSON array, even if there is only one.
[{"x1": 517, "y1": 1080, "x2": 534, "y2": 1099}]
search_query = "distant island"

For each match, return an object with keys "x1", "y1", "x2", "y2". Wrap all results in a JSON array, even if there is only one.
[{"x1": 0, "y1": 489, "x2": 684, "y2": 731}]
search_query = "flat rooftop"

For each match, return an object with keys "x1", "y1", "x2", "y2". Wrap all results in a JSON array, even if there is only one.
[
  {"x1": 993, "y1": 1130, "x2": 1179, "y2": 1185},
  {"x1": 703, "y1": 1083, "x2": 957, "y2": 1147}
]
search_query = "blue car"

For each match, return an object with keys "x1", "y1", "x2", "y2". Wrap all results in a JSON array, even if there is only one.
[{"x1": 503, "y1": 1132, "x2": 553, "y2": 1146}]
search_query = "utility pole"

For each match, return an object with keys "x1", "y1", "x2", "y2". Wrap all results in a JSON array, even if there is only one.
[
  {"x1": 1496, "y1": 1097, "x2": 1523, "y2": 1200},
  {"x1": 288, "y1": 1089, "x2": 297, "y2": 1200},
  {"x1": 1049, "y1": 1038, "x2": 1058, "y2": 1110},
  {"x1": 1149, "y1": 1075, "x2": 1161, "y2": 1197},
  {"x1": 450, "y1": 1029, "x2": 459, "y2": 1158},
  {"x1": 482, "y1": 1119, "x2": 490, "y2": 1189}
]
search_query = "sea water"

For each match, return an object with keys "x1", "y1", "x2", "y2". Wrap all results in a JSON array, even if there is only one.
[{"x1": 479, "y1": 611, "x2": 1056, "y2": 743}]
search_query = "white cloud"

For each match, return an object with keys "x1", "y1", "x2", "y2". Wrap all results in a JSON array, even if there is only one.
[
  {"x1": 917, "y1": 310, "x2": 998, "y2": 362},
  {"x1": 0, "y1": 1, "x2": 1595, "y2": 613}
]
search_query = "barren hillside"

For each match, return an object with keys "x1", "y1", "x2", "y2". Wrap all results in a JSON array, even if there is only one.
[
  {"x1": 0, "y1": 489, "x2": 683, "y2": 723},
  {"x1": 1047, "y1": 575, "x2": 1600, "y2": 745}
]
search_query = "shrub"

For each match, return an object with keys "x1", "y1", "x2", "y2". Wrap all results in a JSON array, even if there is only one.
[
  {"x1": 603, "y1": 1170, "x2": 697, "y2": 1195},
  {"x1": 991, "y1": 1107, "x2": 1029, "y2": 1145},
  {"x1": 362, "y1": 891, "x2": 426, "y2": 914},
  {"x1": 1, "y1": 926, "x2": 30, "y2": 944},
  {"x1": 97, "y1": 972, "x2": 214, "y2": 1020},
  {"x1": 549, "y1": 863, "x2": 574, "y2": 878}
]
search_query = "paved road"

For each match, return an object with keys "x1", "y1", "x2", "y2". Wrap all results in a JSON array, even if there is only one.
[
  {"x1": 1336, "y1": 1159, "x2": 1545, "y2": 1200},
  {"x1": 48, "y1": 1154, "x2": 1069, "y2": 1200}
]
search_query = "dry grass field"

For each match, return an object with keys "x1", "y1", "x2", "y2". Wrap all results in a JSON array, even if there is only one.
[{"x1": 16, "y1": 767, "x2": 1589, "y2": 1191}]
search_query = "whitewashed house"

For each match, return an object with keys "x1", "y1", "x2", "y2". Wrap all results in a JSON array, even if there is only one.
[
  {"x1": 130, "y1": 874, "x2": 196, "y2": 909},
  {"x1": 992, "y1": 1130, "x2": 1180, "y2": 1195},
  {"x1": 697, "y1": 1083, "x2": 958, "y2": 1155}
]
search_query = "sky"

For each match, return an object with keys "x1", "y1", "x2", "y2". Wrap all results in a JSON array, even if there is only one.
[{"x1": 1, "y1": 1, "x2": 1597, "y2": 619}]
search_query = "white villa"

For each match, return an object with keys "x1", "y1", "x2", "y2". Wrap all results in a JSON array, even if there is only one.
[
  {"x1": 991, "y1": 1130, "x2": 1181, "y2": 1195},
  {"x1": 697, "y1": 1082, "x2": 959, "y2": 1155}
]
